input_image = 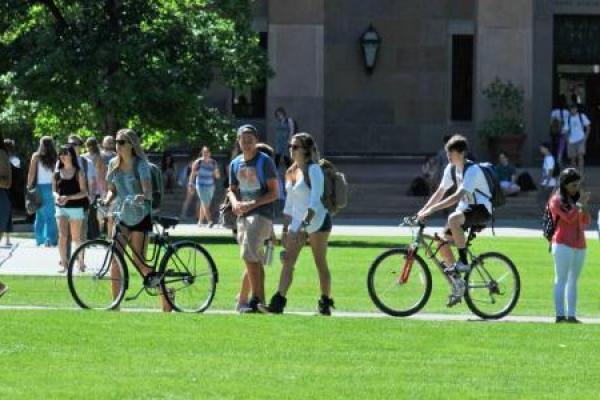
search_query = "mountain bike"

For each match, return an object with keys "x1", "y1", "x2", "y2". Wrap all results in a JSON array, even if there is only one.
[
  {"x1": 367, "y1": 216, "x2": 520, "y2": 319},
  {"x1": 66, "y1": 196, "x2": 218, "y2": 312}
]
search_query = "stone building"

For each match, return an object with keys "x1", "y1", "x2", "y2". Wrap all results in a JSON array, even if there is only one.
[{"x1": 208, "y1": 0, "x2": 600, "y2": 165}]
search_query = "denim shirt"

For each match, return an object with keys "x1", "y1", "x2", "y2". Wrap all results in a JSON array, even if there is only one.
[{"x1": 107, "y1": 157, "x2": 151, "y2": 226}]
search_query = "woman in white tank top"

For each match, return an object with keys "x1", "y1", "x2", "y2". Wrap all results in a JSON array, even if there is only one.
[
  {"x1": 259, "y1": 133, "x2": 335, "y2": 316},
  {"x1": 27, "y1": 136, "x2": 58, "y2": 246}
]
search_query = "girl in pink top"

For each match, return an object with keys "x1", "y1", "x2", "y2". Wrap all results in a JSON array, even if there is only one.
[{"x1": 549, "y1": 168, "x2": 591, "y2": 323}]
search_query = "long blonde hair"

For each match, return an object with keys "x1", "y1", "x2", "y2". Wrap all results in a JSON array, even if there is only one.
[{"x1": 107, "y1": 128, "x2": 148, "y2": 177}]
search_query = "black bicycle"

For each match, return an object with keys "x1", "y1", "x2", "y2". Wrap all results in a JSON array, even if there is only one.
[
  {"x1": 67, "y1": 196, "x2": 218, "y2": 312},
  {"x1": 367, "y1": 216, "x2": 520, "y2": 319}
]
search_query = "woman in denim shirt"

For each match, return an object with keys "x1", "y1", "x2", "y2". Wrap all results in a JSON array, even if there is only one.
[{"x1": 103, "y1": 129, "x2": 170, "y2": 311}]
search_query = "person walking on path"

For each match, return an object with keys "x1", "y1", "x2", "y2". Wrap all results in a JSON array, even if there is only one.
[
  {"x1": 549, "y1": 168, "x2": 591, "y2": 324},
  {"x1": 537, "y1": 142, "x2": 558, "y2": 209},
  {"x1": 228, "y1": 124, "x2": 279, "y2": 313},
  {"x1": 54, "y1": 145, "x2": 88, "y2": 273},
  {"x1": 259, "y1": 133, "x2": 335, "y2": 316},
  {"x1": 273, "y1": 107, "x2": 295, "y2": 169},
  {"x1": 0, "y1": 132, "x2": 10, "y2": 297},
  {"x1": 27, "y1": 136, "x2": 58, "y2": 247},
  {"x1": 564, "y1": 103, "x2": 590, "y2": 175},
  {"x1": 103, "y1": 128, "x2": 172, "y2": 311},
  {"x1": 550, "y1": 94, "x2": 569, "y2": 164},
  {"x1": 189, "y1": 146, "x2": 220, "y2": 227}
]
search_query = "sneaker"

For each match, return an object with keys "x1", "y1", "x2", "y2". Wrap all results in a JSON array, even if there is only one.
[
  {"x1": 447, "y1": 277, "x2": 465, "y2": 308},
  {"x1": 258, "y1": 292, "x2": 287, "y2": 314},
  {"x1": 317, "y1": 295, "x2": 335, "y2": 316},
  {"x1": 566, "y1": 317, "x2": 582, "y2": 324},
  {"x1": 239, "y1": 296, "x2": 260, "y2": 314},
  {"x1": 556, "y1": 316, "x2": 567, "y2": 323},
  {"x1": 444, "y1": 261, "x2": 471, "y2": 274}
]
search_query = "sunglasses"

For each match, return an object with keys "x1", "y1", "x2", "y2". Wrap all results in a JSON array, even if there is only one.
[
  {"x1": 288, "y1": 144, "x2": 300, "y2": 151},
  {"x1": 115, "y1": 139, "x2": 130, "y2": 146},
  {"x1": 59, "y1": 150, "x2": 70, "y2": 156}
]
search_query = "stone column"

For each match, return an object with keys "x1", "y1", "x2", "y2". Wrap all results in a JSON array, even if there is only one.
[
  {"x1": 267, "y1": 0, "x2": 325, "y2": 151},
  {"x1": 475, "y1": 0, "x2": 534, "y2": 163}
]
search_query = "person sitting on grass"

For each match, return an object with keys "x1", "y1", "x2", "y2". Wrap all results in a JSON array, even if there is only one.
[{"x1": 416, "y1": 134, "x2": 492, "y2": 307}]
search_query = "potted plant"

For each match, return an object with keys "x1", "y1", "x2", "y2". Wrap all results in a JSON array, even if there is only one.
[{"x1": 478, "y1": 78, "x2": 526, "y2": 164}]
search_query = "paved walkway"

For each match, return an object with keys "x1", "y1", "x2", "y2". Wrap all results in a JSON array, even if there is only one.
[{"x1": 0, "y1": 304, "x2": 599, "y2": 325}]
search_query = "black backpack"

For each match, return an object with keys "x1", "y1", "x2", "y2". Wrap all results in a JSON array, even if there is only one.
[
  {"x1": 451, "y1": 161, "x2": 505, "y2": 209},
  {"x1": 516, "y1": 172, "x2": 537, "y2": 192},
  {"x1": 407, "y1": 176, "x2": 430, "y2": 196}
]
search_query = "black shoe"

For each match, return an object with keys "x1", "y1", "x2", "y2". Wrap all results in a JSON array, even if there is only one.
[
  {"x1": 556, "y1": 316, "x2": 567, "y2": 323},
  {"x1": 259, "y1": 292, "x2": 287, "y2": 314},
  {"x1": 566, "y1": 317, "x2": 582, "y2": 324},
  {"x1": 317, "y1": 295, "x2": 335, "y2": 316},
  {"x1": 239, "y1": 296, "x2": 260, "y2": 314}
]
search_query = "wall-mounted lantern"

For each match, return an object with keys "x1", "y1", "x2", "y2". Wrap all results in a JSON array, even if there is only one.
[{"x1": 360, "y1": 24, "x2": 382, "y2": 74}]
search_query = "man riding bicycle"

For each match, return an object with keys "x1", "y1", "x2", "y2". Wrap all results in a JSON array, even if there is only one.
[{"x1": 416, "y1": 134, "x2": 492, "y2": 306}]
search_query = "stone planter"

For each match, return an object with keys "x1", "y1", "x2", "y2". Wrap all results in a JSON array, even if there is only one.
[{"x1": 486, "y1": 135, "x2": 526, "y2": 165}]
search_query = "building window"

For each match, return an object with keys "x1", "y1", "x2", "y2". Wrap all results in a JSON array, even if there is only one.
[
  {"x1": 451, "y1": 34, "x2": 474, "y2": 121},
  {"x1": 232, "y1": 32, "x2": 267, "y2": 119}
]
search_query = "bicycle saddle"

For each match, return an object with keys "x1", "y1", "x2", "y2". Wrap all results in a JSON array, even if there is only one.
[{"x1": 155, "y1": 216, "x2": 180, "y2": 230}]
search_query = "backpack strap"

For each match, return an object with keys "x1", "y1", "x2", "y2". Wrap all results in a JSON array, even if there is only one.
[{"x1": 303, "y1": 160, "x2": 315, "y2": 189}]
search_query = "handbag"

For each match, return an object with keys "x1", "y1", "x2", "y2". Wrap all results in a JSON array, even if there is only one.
[{"x1": 25, "y1": 159, "x2": 42, "y2": 215}]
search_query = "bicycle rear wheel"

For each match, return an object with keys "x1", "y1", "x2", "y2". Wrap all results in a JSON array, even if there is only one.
[
  {"x1": 464, "y1": 252, "x2": 520, "y2": 319},
  {"x1": 67, "y1": 239, "x2": 128, "y2": 310},
  {"x1": 367, "y1": 248, "x2": 432, "y2": 317},
  {"x1": 159, "y1": 241, "x2": 218, "y2": 313}
]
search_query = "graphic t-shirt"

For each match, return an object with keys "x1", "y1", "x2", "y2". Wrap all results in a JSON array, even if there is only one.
[{"x1": 229, "y1": 152, "x2": 277, "y2": 220}]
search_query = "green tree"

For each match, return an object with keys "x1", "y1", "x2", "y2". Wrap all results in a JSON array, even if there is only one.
[{"x1": 0, "y1": 0, "x2": 268, "y2": 151}]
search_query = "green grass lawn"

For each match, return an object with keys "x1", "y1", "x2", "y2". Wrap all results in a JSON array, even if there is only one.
[
  {"x1": 2, "y1": 236, "x2": 600, "y2": 398},
  {"x1": 2, "y1": 310, "x2": 600, "y2": 399},
  {"x1": 2, "y1": 236, "x2": 599, "y2": 317}
]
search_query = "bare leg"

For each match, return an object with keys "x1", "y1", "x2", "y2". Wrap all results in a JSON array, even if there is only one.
[
  {"x1": 57, "y1": 217, "x2": 69, "y2": 271},
  {"x1": 237, "y1": 270, "x2": 251, "y2": 308},
  {"x1": 245, "y1": 261, "x2": 265, "y2": 303},
  {"x1": 69, "y1": 219, "x2": 84, "y2": 271},
  {"x1": 277, "y1": 232, "x2": 305, "y2": 297},
  {"x1": 309, "y1": 231, "x2": 331, "y2": 297}
]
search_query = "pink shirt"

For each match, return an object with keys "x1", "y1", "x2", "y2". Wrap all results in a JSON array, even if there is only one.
[{"x1": 549, "y1": 194, "x2": 590, "y2": 249}]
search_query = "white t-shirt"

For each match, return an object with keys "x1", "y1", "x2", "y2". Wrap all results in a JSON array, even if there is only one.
[
  {"x1": 565, "y1": 112, "x2": 590, "y2": 144},
  {"x1": 440, "y1": 162, "x2": 492, "y2": 214},
  {"x1": 541, "y1": 154, "x2": 557, "y2": 188}
]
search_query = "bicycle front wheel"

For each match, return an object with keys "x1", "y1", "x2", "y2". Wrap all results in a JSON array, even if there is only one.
[
  {"x1": 367, "y1": 248, "x2": 432, "y2": 317},
  {"x1": 67, "y1": 239, "x2": 128, "y2": 310},
  {"x1": 159, "y1": 241, "x2": 218, "y2": 313},
  {"x1": 464, "y1": 252, "x2": 520, "y2": 319}
]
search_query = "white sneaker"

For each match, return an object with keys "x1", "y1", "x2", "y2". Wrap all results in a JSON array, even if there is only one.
[{"x1": 444, "y1": 261, "x2": 471, "y2": 274}]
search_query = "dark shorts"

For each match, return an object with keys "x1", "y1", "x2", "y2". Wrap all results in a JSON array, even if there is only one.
[
  {"x1": 444, "y1": 205, "x2": 490, "y2": 236},
  {"x1": 317, "y1": 213, "x2": 332, "y2": 233},
  {"x1": 120, "y1": 214, "x2": 152, "y2": 233}
]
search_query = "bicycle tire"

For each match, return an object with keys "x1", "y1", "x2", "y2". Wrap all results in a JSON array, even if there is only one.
[
  {"x1": 464, "y1": 252, "x2": 520, "y2": 319},
  {"x1": 67, "y1": 239, "x2": 128, "y2": 310},
  {"x1": 367, "y1": 248, "x2": 432, "y2": 317},
  {"x1": 159, "y1": 241, "x2": 218, "y2": 313}
]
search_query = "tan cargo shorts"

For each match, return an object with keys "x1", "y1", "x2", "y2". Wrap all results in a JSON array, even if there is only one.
[{"x1": 236, "y1": 214, "x2": 273, "y2": 263}]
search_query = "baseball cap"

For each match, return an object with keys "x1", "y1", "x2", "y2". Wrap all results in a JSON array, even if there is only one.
[{"x1": 237, "y1": 124, "x2": 258, "y2": 138}]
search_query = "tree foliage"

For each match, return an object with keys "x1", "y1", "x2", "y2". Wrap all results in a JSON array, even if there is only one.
[{"x1": 0, "y1": 0, "x2": 268, "y2": 152}]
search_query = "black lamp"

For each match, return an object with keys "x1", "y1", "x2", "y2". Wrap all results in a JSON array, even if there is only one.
[{"x1": 360, "y1": 24, "x2": 382, "y2": 74}]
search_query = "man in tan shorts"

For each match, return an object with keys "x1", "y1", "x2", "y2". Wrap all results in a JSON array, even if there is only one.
[{"x1": 227, "y1": 124, "x2": 279, "y2": 312}]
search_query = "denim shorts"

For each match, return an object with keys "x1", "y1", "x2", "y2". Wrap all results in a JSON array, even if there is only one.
[
  {"x1": 55, "y1": 206, "x2": 85, "y2": 220},
  {"x1": 196, "y1": 185, "x2": 215, "y2": 207}
]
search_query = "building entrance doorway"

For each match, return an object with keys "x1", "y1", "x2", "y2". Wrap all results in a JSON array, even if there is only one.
[{"x1": 554, "y1": 15, "x2": 600, "y2": 165}]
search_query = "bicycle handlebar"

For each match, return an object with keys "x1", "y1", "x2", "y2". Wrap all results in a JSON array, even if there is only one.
[{"x1": 400, "y1": 216, "x2": 425, "y2": 228}]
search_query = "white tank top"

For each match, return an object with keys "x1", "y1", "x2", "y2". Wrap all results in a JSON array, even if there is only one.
[{"x1": 37, "y1": 161, "x2": 54, "y2": 185}]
